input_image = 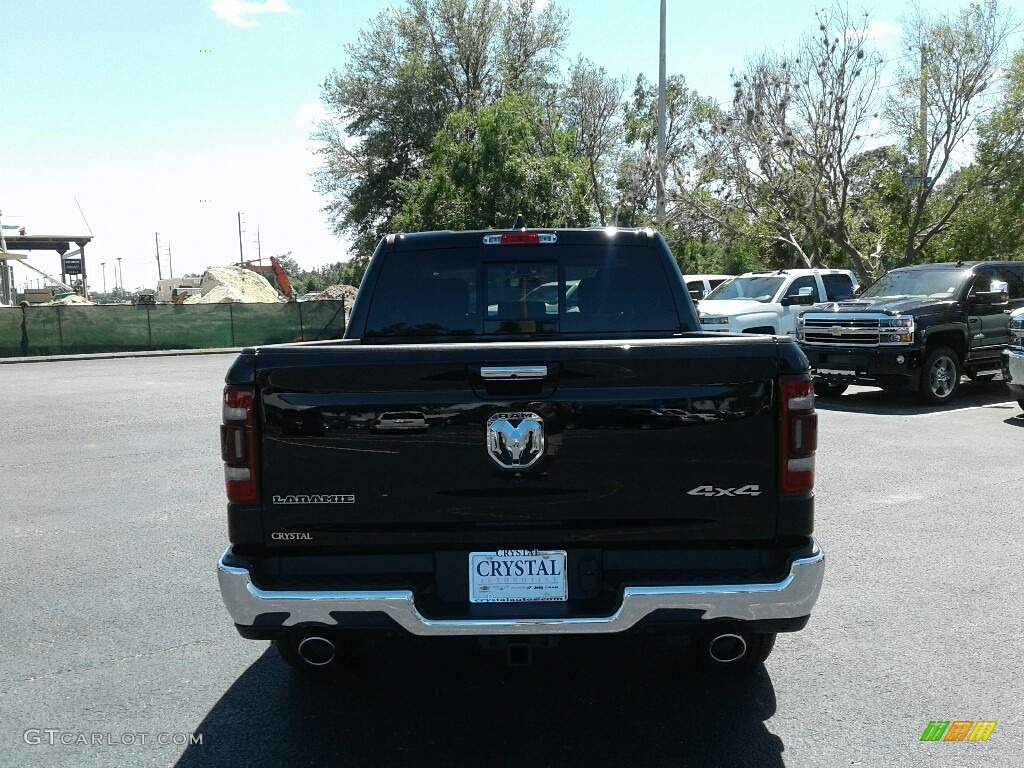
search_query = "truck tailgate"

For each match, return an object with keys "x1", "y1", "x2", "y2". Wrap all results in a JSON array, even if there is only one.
[{"x1": 254, "y1": 336, "x2": 787, "y2": 548}]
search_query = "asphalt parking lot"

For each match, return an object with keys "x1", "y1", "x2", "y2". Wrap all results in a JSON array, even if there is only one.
[{"x1": 1, "y1": 354, "x2": 1022, "y2": 767}]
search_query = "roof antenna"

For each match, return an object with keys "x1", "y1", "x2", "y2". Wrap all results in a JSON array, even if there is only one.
[{"x1": 513, "y1": 214, "x2": 525, "y2": 230}]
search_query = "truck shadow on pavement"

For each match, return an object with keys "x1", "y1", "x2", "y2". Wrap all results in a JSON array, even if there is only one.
[
  {"x1": 175, "y1": 635, "x2": 785, "y2": 768},
  {"x1": 813, "y1": 377, "x2": 1016, "y2": 416}
]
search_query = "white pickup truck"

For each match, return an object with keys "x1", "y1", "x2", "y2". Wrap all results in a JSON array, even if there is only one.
[
  {"x1": 697, "y1": 268, "x2": 859, "y2": 336},
  {"x1": 682, "y1": 274, "x2": 733, "y2": 301}
]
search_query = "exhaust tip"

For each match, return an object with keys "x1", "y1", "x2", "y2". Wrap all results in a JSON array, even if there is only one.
[
  {"x1": 708, "y1": 633, "x2": 747, "y2": 664},
  {"x1": 296, "y1": 636, "x2": 336, "y2": 667}
]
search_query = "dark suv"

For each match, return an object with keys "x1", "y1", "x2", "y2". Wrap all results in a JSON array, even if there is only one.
[{"x1": 796, "y1": 261, "x2": 1024, "y2": 404}]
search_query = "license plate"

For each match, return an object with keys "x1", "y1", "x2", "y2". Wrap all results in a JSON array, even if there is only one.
[
  {"x1": 815, "y1": 367, "x2": 856, "y2": 376},
  {"x1": 469, "y1": 550, "x2": 568, "y2": 603}
]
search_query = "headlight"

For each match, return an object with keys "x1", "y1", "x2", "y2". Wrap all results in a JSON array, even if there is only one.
[
  {"x1": 1010, "y1": 315, "x2": 1024, "y2": 332},
  {"x1": 880, "y1": 317, "x2": 913, "y2": 328},
  {"x1": 700, "y1": 316, "x2": 730, "y2": 325},
  {"x1": 880, "y1": 316, "x2": 914, "y2": 343}
]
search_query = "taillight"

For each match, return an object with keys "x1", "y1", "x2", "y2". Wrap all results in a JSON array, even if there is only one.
[
  {"x1": 221, "y1": 385, "x2": 259, "y2": 504},
  {"x1": 779, "y1": 374, "x2": 817, "y2": 496},
  {"x1": 482, "y1": 232, "x2": 557, "y2": 245},
  {"x1": 500, "y1": 232, "x2": 540, "y2": 244}
]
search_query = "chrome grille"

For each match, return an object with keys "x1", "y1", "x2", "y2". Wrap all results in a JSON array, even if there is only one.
[{"x1": 801, "y1": 313, "x2": 888, "y2": 346}]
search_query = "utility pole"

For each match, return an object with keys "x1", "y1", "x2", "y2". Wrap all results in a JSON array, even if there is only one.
[
  {"x1": 254, "y1": 228, "x2": 261, "y2": 261},
  {"x1": 101, "y1": 262, "x2": 106, "y2": 293},
  {"x1": 656, "y1": 0, "x2": 667, "y2": 231},
  {"x1": 154, "y1": 232, "x2": 163, "y2": 281},
  {"x1": 237, "y1": 212, "x2": 245, "y2": 264},
  {"x1": 167, "y1": 242, "x2": 173, "y2": 279},
  {"x1": 919, "y1": 44, "x2": 928, "y2": 190},
  {"x1": 117, "y1": 257, "x2": 122, "y2": 293}
]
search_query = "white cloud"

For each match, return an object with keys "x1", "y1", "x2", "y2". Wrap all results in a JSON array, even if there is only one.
[
  {"x1": 211, "y1": 0, "x2": 295, "y2": 29},
  {"x1": 864, "y1": 19, "x2": 901, "y2": 42}
]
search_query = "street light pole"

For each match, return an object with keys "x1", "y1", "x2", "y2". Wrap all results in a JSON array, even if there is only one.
[
  {"x1": 656, "y1": 0, "x2": 667, "y2": 231},
  {"x1": 117, "y1": 257, "x2": 122, "y2": 293},
  {"x1": 101, "y1": 262, "x2": 106, "y2": 293}
]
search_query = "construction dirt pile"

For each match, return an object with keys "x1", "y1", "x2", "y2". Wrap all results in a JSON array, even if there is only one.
[
  {"x1": 52, "y1": 294, "x2": 94, "y2": 306},
  {"x1": 184, "y1": 266, "x2": 281, "y2": 304},
  {"x1": 313, "y1": 284, "x2": 359, "y2": 304}
]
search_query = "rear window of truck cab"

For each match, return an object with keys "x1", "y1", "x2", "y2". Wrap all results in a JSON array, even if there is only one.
[{"x1": 363, "y1": 245, "x2": 683, "y2": 339}]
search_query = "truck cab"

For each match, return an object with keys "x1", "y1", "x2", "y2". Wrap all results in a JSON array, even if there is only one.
[
  {"x1": 697, "y1": 269, "x2": 859, "y2": 336},
  {"x1": 798, "y1": 261, "x2": 1024, "y2": 404}
]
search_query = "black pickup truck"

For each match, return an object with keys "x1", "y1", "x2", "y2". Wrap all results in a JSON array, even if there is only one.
[
  {"x1": 797, "y1": 261, "x2": 1024, "y2": 404},
  {"x1": 217, "y1": 225, "x2": 825, "y2": 672}
]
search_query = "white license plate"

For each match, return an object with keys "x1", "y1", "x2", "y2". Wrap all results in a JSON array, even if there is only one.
[{"x1": 469, "y1": 550, "x2": 568, "y2": 603}]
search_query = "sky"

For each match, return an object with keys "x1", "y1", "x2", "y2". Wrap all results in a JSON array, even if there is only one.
[{"x1": 1, "y1": 0, "x2": 1021, "y2": 294}]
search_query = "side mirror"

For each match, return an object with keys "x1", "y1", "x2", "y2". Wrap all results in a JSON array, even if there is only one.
[
  {"x1": 781, "y1": 290, "x2": 816, "y2": 307},
  {"x1": 971, "y1": 280, "x2": 1009, "y2": 306},
  {"x1": 852, "y1": 285, "x2": 864, "y2": 298}
]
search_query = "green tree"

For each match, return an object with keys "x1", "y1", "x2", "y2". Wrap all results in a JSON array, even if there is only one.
[
  {"x1": 560, "y1": 57, "x2": 625, "y2": 225},
  {"x1": 931, "y1": 50, "x2": 1024, "y2": 261},
  {"x1": 885, "y1": 0, "x2": 1021, "y2": 264},
  {"x1": 312, "y1": 0, "x2": 568, "y2": 261},
  {"x1": 393, "y1": 93, "x2": 592, "y2": 231},
  {"x1": 845, "y1": 145, "x2": 917, "y2": 276},
  {"x1": 683, "y1": 5, "x2": 885, "y2": 281},
  {"x1": 615, "y1": 73, "x2": 718, "y2": 230}
]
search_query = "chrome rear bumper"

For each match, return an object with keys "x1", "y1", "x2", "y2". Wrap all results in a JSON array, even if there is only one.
[{"x1": 218, "y1": 541, "x2": 825, "y2": 637}]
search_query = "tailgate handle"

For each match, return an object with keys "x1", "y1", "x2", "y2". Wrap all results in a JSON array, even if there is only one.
[{"x1": 481, "y1": 365, "x2": 548, "y2": 381}]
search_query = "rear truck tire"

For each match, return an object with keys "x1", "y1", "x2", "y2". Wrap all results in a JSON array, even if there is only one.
[
  {"x1": 1018, "y1": 400, "x2": 1024, "y2": 412},
  {"x1": 813, "y1": 382, "x2": 848, "y2": 397},
  {"x1": 918, "y1": 346, "x2": 961, "y2": 405}
]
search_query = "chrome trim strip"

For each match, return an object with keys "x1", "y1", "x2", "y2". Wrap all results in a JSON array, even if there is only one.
[
  {"x1": 218, "y1": 542, "x2": 825, "y2": 636},
  {"x1": 813, "y1": 368, "x2": 859, "y2": 377},
  {"x1": 480, "y1": 365, "x2": 548, "y2": 380}
]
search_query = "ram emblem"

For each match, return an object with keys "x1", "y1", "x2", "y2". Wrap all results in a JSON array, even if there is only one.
[{"x1": 486, "y1": 412, "x2": 545, "y2": 469}]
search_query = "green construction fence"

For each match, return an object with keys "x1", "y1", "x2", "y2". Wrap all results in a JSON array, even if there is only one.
[{"x1": 0, "y1": 301, "x2": 347, "y2": 358}]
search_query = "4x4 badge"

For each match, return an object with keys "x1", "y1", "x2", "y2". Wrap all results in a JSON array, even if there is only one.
[{"x1": 487, "y1": 412, "x2": 544, "y2": 469}]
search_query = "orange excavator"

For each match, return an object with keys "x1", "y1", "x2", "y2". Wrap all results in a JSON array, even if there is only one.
[{"x1": 239, "y1": 256, "x2": 295, "y2": 300}]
